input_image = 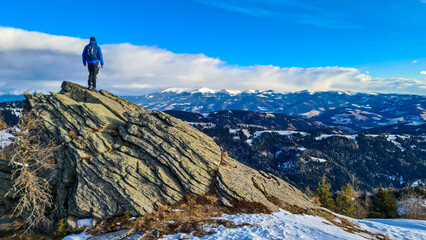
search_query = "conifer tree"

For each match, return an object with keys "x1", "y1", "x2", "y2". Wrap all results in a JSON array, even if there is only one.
[
  {"x1": 383, "y1": 186, "x2": 399, "y2": 218},
  {"x1": 369, "y1": 185, "x2": 399, "y2": 218},
  {"x1": 335, "y1": 184, "x2": 356, "y2": 217},
  {"x1": 316, "y1": 175, "x2": 335, "y2": 210}
]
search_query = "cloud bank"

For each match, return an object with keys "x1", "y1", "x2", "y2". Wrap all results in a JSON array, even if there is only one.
[{"x1": 0, "y1": 27, "x2": 425, "y2": 96}]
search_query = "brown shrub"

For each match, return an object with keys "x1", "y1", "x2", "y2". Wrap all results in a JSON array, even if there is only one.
[
  {"x1": 80, "y1": 155, "x2": 93, "y2": 161},
  {"x1": 90, "y1": 194, "x2": 260, "y2": 239},
  {"x1": 69, "y1": 131, "x2": 76, "y2": 139},
  {"x1": 6, "y1": 114, "x2": 58, "y2": 233},
  {"x1": 75, "y1": 139, "x2": 86, "y2": 150},
  {"x1": 91, "y1": 127, "x2": 103, "y2": 133},
  {"x1": 0, "y1": 115, "x2": 8, "y2": 130},
  {"x1": 225, "y1": 200, "x2": 272, "y2": 214}
]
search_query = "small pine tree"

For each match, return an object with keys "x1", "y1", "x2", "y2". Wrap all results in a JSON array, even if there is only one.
[
  {"x1": 53, "y1": 219, "x2": 71, "y2": 238},
  {"x1": 383, "y1": 186, "x2": 399, "y2": 218},
  {"x1": 316, "y1": 175, "x2": 335, "y2": 210},
  {"x1": 369, "y1": 185, "x2": 399, "y2": 218},
  {"x1": 335, "y1": 184, "x2": 356, "y2": 217}
]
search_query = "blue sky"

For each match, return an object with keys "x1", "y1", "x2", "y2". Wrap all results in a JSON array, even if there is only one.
[{"x1": 0, "y1": 0, "x2": 425, "y2": 95}]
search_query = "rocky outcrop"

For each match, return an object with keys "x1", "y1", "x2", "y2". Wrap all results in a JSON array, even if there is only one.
[
  {"x1": 24, "y1": 81, "x2": 316, "y2": 221},
  {"x1": 0, "y1": 160, "x2": 12, "y2": 209}
]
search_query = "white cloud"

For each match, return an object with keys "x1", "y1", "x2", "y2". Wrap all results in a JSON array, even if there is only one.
[
  {"x1": 420, "y1": 71, "x2": 426, "y2": 75},
  {"x1": 0, "y1": 27, "x2": 425, "y2": 96},
  {"x1": 412, "y1": 60, "x2": 418, "y2": 64}
]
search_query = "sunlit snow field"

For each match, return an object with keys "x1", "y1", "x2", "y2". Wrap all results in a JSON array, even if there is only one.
[{"x1": 63, "y1": 209, "x2": 426, "y2": 240}]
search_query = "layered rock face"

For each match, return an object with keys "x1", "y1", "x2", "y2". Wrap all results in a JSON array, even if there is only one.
[
  {"x1": 24, "y1": 81, "x2": 316, "y2": 221},
  {"x1": 0, "y1": 160, "x2": 12, "y2": 210}
]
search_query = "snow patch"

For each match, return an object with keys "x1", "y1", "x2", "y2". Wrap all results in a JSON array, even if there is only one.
[
  {"x1": 62, "y1": 231, "x2": 91, "y2": 240},
  {"x1": 315, "y1": 134, "x2": 358, "y2": 144},
  {"x1": 253, "y1": 130, "x2": 309, "y2": 138},
  {"x1": 162, "y1": 88, "x2": 190, "y2": 94},
  {"x1": 77, "y1": 219, "x2": 93, "y2": 229},
  {"x1": 310, "y1": 156, "x2": 327, "y2": 163},
  {"x1": 300, "y1": 110, "x2": 321, "y2": 118},
  {"x1": 357, "y1": 219, "x2": 426, "y2": 240},
  {"x1": 192, "y1": 87, "x2": 217, "y2": 94},
  {"x1": 223, "y1": 89, "x2": 241, "y2": 96},
  {"x1": 0, "y1": 130, "x2": 14, "y2": 148},
  {"x1": 386, "y1": 135, "x2": 407, "y2": 152}
]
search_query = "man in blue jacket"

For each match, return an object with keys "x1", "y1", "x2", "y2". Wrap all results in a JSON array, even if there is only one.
[{"x1": 82, "y1": 37, "x2": 104, "y2": 91}]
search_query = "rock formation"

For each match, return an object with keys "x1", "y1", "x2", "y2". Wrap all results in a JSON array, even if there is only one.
[
  {"x1": 23, "y1": 81, "x2": 316, "y2": 222},
  {"x1": 0, "y1": 160, "x2": 12, "y2": 210}
]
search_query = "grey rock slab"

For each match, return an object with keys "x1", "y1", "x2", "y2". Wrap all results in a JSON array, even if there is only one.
[
  {"x1": 23, "y1": 81, "x2": 317, "y2": 222},
  {"x1": 89, "y1": 229, "x2": 134, "y2": 240},
  {"x1": 121, "y1": 232, "x2": 145, "y2": 240}
]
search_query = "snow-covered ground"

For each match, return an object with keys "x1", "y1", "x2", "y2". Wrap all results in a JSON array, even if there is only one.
[
  {"x1": 161, "y1": 210, "x2": 426, "y2": 240},
  {"x1": 0, "y1": 130, "x2": 14, "y2": 148},
  {"x1": 357, "y1": 218, "x2": 426, "y2": 240},
  {"x1": 63, "y1": 209, "x2": 426, "y2": 240}
]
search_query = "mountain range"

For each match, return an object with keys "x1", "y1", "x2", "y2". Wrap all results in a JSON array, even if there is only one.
[
  {"x1": 165, "y1": 110, "x2": 426, "y2": 192},
  {"x1": 1, "y1": 88, "x2": 425, "y2": 192},
  {"x1": 124, "y1": 88, "x2": 426, "y2": 131}
]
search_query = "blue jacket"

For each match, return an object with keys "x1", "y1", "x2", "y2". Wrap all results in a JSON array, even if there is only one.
[{"x1": 82, "y1": 41, "x2": 104, "y2": 65}]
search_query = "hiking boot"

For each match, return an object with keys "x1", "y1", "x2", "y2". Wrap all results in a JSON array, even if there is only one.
[{"x1": 92, "y1": 87, "x2": 98, "y2": 92}]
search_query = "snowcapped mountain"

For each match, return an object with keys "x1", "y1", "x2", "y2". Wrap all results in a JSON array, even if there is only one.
[{"x1": 124, "y1": 88, "x2": 426, "y2": 130}]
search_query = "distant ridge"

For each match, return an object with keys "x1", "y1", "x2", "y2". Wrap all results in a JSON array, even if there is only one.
[{"x1": 124, "y1": 88, "x2": 426, "y2": 129}]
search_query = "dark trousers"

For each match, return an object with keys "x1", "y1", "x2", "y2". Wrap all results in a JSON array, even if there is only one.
[{"x1": 87, "y1": 63, "x2": 99, "y2": 88}]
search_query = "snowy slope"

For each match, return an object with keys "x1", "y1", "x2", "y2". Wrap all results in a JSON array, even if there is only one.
[
  {"x1": 161, "y1": 210, "x2": 426, "y2": 240},
  {"x1": 358, "y1": 219, "x2": 426, "y2": 240},
  {"x1": 63, "y1": 209, "x2": 426, "y2": 240}
]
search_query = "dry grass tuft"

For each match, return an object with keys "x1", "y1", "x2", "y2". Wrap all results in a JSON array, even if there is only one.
[
  {"x1": 105, "y1": 147, "x2": 115, "y2": 154},
  {"x1": 280, "y1": 204, "x2": 310, "y2": 215},
  {"x1": 219, "y1": 152, "x2": 236, "y2": 168},
  {"x1": 308, "y1": 209, "x2": 391, "y2": 240},
  {"x1": 68, "y1": 131, "x2": 76, "y2": 139},
  {"x1": 223, "y1": 200, "x2": 272, "y2": 215},
  {"x1": 75, "y1": 139, "x2": 86, "y2": 150},
  {"x1": 91, "y1": 127, "x2": 103, "y2": 133},
  {"x1": 79, "y1": 154, "x2": 93, "y2": 161},
  {"x1": 90, "y1": 194, "x2": 262, "y2": 239}
]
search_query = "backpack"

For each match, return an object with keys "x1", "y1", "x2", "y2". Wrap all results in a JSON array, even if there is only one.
[{"x1": 86, "y1": 44, "x2": 98, "y2": 61}]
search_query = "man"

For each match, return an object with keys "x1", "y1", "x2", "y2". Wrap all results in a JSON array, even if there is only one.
[{"x1": 82, "y1": 37, "x2": 104, "y2": 91}]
